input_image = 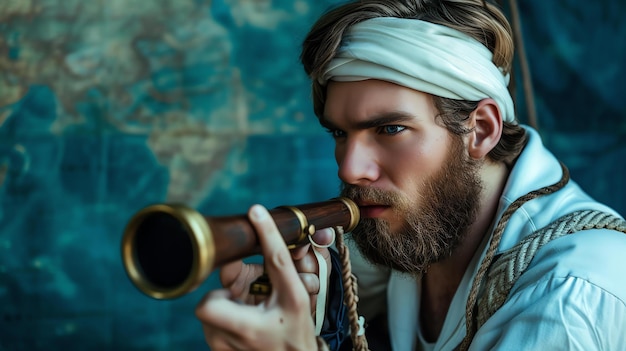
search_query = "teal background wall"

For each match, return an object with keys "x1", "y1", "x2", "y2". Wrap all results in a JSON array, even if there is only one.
[{"x1": 1, "y1": 1, "x2": 624, "y2": 350}]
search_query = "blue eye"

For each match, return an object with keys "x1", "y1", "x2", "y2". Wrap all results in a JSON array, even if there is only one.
[
  {"x1": 380, "y1": 125, "x2": 406, "y2": 135},
  {"x1": 325, "y1": 128, "x2": 346, "y2": 138}
]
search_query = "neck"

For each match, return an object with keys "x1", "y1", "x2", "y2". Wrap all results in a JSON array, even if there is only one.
[{"x1": 420, "y1": 160, "x2": 509, "y2": 341}]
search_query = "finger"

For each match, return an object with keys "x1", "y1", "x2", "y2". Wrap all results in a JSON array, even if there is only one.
[
  {"x1": 299, "y1": 273, "x2": 321, "y2": 316},
  {"x1": 197, "y1": 292, "x2": 262, "y2": 351},
  {"x1": 295, "y1": 247, "x2": 331, "y2": 275},
  {"x1": 293, "y1": 249, "x2": 319, "y2": 274},
  {"x1": 196, "y1": 289, "x2": 266, "y2": 335},
  {"x1": 195, "y1": 289, "x2": 234, "y2": 323},
  {"x1": 292, "y1": 227, "x2": 334, "y2": 260},
  {"x1": 310, "y1": 227, "x2": 335, "y2": 247},
  {"x1": 290, "y1": 243, "x2": 310, "y2": 261},
  {"x1": 219, "y1": 260, "x2": 244, "y2": 289},
  {"x1": 298, "y1": 272, "x2": 320, "y2": 295},
  {"x1": 248, "y1": 205, "x2": 308, "y2": 308},
  {"x1": 220, "y1": 261, "x2": 265, "y2": 300}
]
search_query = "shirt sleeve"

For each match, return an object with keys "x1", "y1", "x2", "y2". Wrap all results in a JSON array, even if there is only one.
[
  {"x1": 470, "y1": 229, "x2": 626, "y2": 350},
  {"x1": 472, "y1": 275, "x2": 626, "y2": 350}
]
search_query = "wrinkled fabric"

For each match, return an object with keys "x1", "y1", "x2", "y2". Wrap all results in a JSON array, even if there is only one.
[
  {"x1": 320, "y1": 249, "x2": 349, "y2": 350},
  {"x1": 344, "y1": 126, "x2": 626, "y2": 350},
  {"x1": 320, "y1": 17, "x2": 515, "y2": 123}
]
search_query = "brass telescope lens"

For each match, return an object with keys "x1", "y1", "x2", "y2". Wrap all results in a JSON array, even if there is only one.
[{"x1": 122, "y1": 204, "x2": 214, "y2": 300}]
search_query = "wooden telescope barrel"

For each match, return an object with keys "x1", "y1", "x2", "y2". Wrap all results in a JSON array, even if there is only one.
[{"x1": 121, "y1": 197, "x2": 360, "y2": 299}]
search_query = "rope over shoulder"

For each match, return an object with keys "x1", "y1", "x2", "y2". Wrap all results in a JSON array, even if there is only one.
[
  {"x1": 476, "y1": 210, "x2": 626, "y2": 328},
  {"x1": 457, "y1": 162, "x2": 626, "y2": 350},
  {"x1": 458, "y1": 161, "x2": 571, "y2": 350}
]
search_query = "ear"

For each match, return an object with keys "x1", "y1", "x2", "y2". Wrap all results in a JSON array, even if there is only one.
[{"x1": 467, "y1": 98, "x2": 503, "y2": 160}]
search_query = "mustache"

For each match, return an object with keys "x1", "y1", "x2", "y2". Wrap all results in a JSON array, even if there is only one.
[{"x1": 340, "y1": 183, "x2": 401, "y2": 205}]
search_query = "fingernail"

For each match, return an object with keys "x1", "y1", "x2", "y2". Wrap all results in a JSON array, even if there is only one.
[{"x1": 251, "y1": 205, "x2": 267, "y2": 220}]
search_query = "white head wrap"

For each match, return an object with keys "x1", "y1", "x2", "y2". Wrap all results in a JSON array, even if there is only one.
[{"x1": 319, "y1": 17, "x2": 516, "y2": 123}]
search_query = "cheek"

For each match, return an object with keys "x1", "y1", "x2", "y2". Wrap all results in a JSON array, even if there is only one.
[{"x1": 383, "y1": 135, "x2": 448, "y2": 184}]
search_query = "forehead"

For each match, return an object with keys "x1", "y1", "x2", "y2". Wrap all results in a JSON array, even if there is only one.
[{"x1": 323, "y1": 79, "x2": 437, "y2": 126}]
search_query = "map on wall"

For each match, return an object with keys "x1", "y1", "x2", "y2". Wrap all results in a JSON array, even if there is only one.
[{"x1": 0, "y1": 1, "x2": 341, "y2": 350}]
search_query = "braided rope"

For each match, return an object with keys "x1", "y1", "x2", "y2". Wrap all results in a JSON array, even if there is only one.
[
  {"x1": 457, "y1": 162, "x2": 570, "y2": 350},
  {"x1": 335, "y1": 226, "x2": 370, "y2": 351},
  {"x1": 476, "y1": 210, "x2": 626, "y2": 328},
  {"x1": 315, "y1": 226, "x2": 369, "y2": 351}
]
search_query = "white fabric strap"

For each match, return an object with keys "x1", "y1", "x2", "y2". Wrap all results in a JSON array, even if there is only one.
[
  {"x1": 308, "y1": 228, "x2": 336, "y2": 335},
  {"x1": 312, "y1": 248, "x2": 328, "y2": 335},
  {"x1": 320, "y1": 17, "x2": 516, "y2": 123}
]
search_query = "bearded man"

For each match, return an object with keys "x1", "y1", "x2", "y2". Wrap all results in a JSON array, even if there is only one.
[{"x1": 195, "y1": 1, "x2": 626, "y2": 350}]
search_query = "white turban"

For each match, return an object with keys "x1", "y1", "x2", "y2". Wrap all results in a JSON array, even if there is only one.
[{"x1": 319, "y1": 17, "x2": 516, "y2": 123}]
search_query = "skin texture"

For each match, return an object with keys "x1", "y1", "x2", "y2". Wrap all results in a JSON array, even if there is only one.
[{"x1": 195, "y1": 78, "x2": 510, "y2": 347}]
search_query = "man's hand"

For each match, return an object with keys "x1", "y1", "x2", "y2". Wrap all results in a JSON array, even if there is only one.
[
  {"x1": 195, "y1": 205, "x2": 333, "y2": 350},
  {"x1": 216, "y1": 225, "x2": 334, "y2": 309}
]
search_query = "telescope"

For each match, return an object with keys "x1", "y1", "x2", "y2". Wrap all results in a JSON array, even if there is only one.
[{"x1": 121, "y1": 197, "x2": 360, "y2": 299}]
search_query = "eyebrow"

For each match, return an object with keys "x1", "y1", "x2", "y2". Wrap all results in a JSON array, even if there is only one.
[{"x1": 320, "y1": 111, "x2": 418, "y2": 130}]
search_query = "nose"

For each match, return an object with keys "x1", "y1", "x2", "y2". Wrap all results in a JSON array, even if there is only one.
[{"x1": 336, "y1": 139, "x2": 380, "y2": 186}]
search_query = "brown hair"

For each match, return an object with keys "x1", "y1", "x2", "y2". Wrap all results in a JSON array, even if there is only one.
[{"x1": 301, "y1": 0, "x2": 527, "y2": 164}]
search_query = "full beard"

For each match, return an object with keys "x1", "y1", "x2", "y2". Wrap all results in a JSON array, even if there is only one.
[{"x1": 341, "y1": 136, "x2": 482, "y2": 276}]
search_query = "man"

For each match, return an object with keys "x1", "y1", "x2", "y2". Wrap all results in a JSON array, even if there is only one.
[{"x1": 195, "y1": 0, "x2": 626, "y2": 350}]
